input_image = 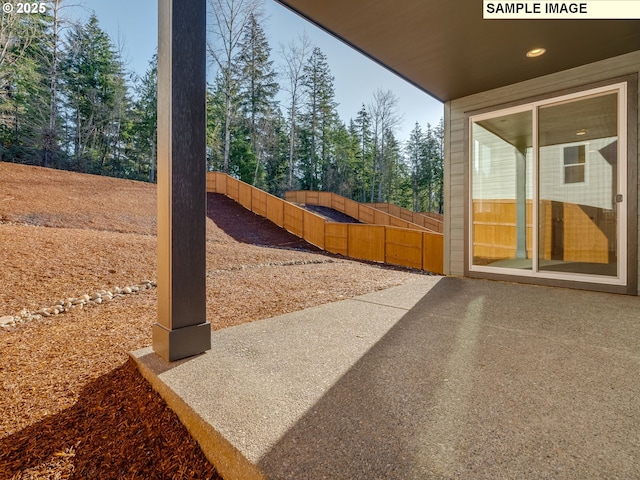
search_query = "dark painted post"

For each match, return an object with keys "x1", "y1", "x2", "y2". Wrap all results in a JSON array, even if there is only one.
[{"x1": 153, "y1": 0, "x2": 211, "y2": 361}]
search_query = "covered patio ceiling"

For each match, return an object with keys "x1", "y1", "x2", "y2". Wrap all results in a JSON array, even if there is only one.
[{"x1": 275, "y1": 0, "x2": 640, "y2": 102}]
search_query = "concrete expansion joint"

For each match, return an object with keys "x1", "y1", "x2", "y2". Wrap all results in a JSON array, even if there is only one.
[{"x1": 350, "y1": 297, "x2": 412, "y2": 312}]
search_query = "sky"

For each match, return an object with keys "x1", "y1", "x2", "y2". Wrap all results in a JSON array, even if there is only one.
[{"x1": 77, "y1": 0, "x2": 443, "y2": 141}]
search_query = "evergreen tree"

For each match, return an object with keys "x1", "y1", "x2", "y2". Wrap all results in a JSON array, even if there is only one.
[
  {"x1": 206, "y1": 83, "x2": 224, "y2": 172},
  {"x1": 300, "y1": 46, "x2": 337, "y2": 190},
  {"x1": 128, "y1": 54, "x2": 157, "y2": 181},
  {"x1": 381, "y1": 128, "x2": 404, "y2": 205},
  {"x1": 351, "y1": 105, "x2": 373, "y2": 202},
  {"x1": 431, "y1": 119, "x2": 445, "y2": 213},
  {"x1": 0, "y1": 4, "x2": 52, "y2": 164},
  {"x1": 406, "y1": 122, "x2": 424, "y2": 211},
  {"x1": 262, "y1": 108, "x2": 289, "y2": 196},
  {"x1": 235, "y1": 13, "x2": 278, "y2": 185},
  {"x1": 62, "y1": 14, "x2": 128, "y2": 175},
  {"x1": 325, "y1": 121, "x2": 358, "y2": 197}
]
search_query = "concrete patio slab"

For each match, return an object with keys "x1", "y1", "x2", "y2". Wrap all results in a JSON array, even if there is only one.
[{"x1": 131, "y1": 276, "x2": 640, "y2": 479}]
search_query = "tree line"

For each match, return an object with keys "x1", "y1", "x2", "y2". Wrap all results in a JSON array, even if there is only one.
[{"x1": 0, "y1": 0, "x2": 443, "y2": 213}]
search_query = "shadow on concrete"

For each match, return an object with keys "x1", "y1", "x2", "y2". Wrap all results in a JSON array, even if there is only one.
[{"x1": 257, "y1": 277, "x2": 640, "y2": 479}]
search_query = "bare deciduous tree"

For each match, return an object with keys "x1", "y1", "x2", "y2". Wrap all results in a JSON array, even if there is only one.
[
  {"x1": 207, "y1": 0, "x2": 262, "y2": 173},
  {"x1": 368, "y1": 89, "x2": 401, "y2": 201},
  {"x1": 279, "y1": 31, "x2": 310, "y2": 189}
]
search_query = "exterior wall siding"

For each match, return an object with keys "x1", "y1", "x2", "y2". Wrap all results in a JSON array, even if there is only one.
[{"x1": 444, "y1": 50, "x2": 640, "y2": 293}]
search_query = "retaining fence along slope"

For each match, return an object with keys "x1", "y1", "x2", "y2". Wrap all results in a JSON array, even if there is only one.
[
  {"x1": 366, "y1": 202, "x2": 444, "y2": 233},
  {"x1": 207, "y1": 172, "x2": 443, "y2": 274},
  {"x1": 285, "y1": 191, "x2": 435, "y2": 233}
]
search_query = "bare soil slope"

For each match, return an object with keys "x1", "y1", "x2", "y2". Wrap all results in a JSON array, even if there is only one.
[{"x1": 0, "y1": 162, "x2": 423, "y2": 479}]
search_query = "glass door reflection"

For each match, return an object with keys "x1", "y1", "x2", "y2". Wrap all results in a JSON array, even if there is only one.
[{"x1": 537, "y1": 93, "x2": 619, "y2": 277}]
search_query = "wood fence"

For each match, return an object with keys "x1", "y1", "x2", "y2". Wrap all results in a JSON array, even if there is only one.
[
  {"x1": 207, "y1": 172, "x2": 443, "y2": 274},
  {"x1": 284, "y1": 191, "x2": 439, "y2": 233},
  {"x1": 366, "y1": 202, "x2": 444, "y2": 233}
]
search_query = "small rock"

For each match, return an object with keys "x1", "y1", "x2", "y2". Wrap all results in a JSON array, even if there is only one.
[
  {"x1": 123, "y1": 286, "x2": 132, "y2": 294},
  {"x1": 113, "y1": 287, "x2": 122, "y2": 294},
  {"x1": 55, "y1": 299, "x2": 64, "y2": 306},
  {"x1": 52, "y1": 308, "x2": 60, "y2": 315},
  {"x1": 130, "y1": 286, "x2": 139, "y2": 293},
  {"x1": 71, "y1": 298, "x2": 85, "y2": 305},
  {"x1": 0, "y1": 316, "x2": 15, "y2": 326},
  {"x1": 41, "y1": 308, "x2": 51, "y2": 317},
  {"x1": 94, "y1": 297, "x2": 103, "y2": 304},
  {"x1": 82, "y1": 294, "x2": 91, "y2": 302},
  {"x1": 90, "y1": 292, "x2": 101, "y2": 300}
]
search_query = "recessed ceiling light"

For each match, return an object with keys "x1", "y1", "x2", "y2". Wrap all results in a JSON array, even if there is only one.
[
  {"x1": 576, "y1": 129, "x2": 587, "y2": 136},
  {"x1": 526, "y1": 48, "x2": 546, "y2": 58}
]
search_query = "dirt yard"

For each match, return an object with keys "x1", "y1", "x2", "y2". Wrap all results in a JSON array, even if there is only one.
[{"x1": 0, "y1": 162, "x2": 424, "y2": 479}]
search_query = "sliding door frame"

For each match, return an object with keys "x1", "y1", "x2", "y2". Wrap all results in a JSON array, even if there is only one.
[{"x1": 463, "y1": 75, "x2": 637, "y2": 294}]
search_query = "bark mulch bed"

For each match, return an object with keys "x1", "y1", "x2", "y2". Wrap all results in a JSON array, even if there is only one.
[{"x1": 0, "y1": 162, "x2": 424, "y2": 479}]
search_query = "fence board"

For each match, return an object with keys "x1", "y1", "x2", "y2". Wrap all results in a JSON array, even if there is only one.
[
  {"x1": 331, "y1": 194, "x2": 345, "y2": 213},
  {"x1": 423, "y1": 232, "x2": 444, "y2": 274},
  {"x1": 226, "y1": 176, "x2": 239, "y2": 201},
  {"x1": 303, "y1": 211, "x2": 325, "y2": 249},
  {"x1": 374, "y1": 209, "x2": 390, "y2": 225},
  {"x1": 423, "y1": 217, "x2": 443, "y2": 233},
  {"x1": 252, "y1": 189, "x2": 267, "y2": 217},
  {"x1": 306, "y1": 191, "x2": 320, "y2": 206},
  {"x1": 344, "y1": 198, "x2": 359, "y2": 219},
  {"x1": 215, "y1": 172, "x2": 227, "y2": 194},
  {"x1": 238, "y1": 182, "x2": 252, "y2": 210},
  {"x1": 325, "y1": 223, "x2": 348, "y2": 256},
  {"x1": 400, "y1": 209, "x2": 413, "y2": 222},
  {"x1": 385, "y1": 228, "x2": 424, "y2": 270},
  {"x1": 358, "y1": 204, "x2": 376, "y2": 224},
  {"x1": 283, "y1": 203, "x2": 304, "y2": 237},
  {"x1": 348, "y1": 225, "x2": 385, "y2": 263},
  {"x1": 389, "y1": 217, "x2": 413, "y2": 230},
  {"x1": 389, "y1": 205, "x2": 402, "y2": 218},
  {"x1": 206, "y1": 172, "x2": 218, "y2": 193},
  {"x1": 318, "y1": 192, "x2": 332, "y2": 207},
  {"x1": 266, "y1": 194, "x2": 284, "y2": 227}
]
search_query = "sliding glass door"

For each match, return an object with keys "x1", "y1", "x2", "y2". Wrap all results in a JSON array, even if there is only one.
[
  {"x1": 469, "y1": 84, "x2": 627, "y2": 286},
  {"x1": 471, "y1": 109, "x2": 533, "y2": 269}
]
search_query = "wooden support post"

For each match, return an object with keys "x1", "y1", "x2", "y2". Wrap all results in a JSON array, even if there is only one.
[{"x1": 153, "y1": 0, "x2": 211, "y2": 362}]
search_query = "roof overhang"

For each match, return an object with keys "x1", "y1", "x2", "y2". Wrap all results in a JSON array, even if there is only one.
[{"x1": 275, "y1": 0, "x2": 640, "y2": 102}]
